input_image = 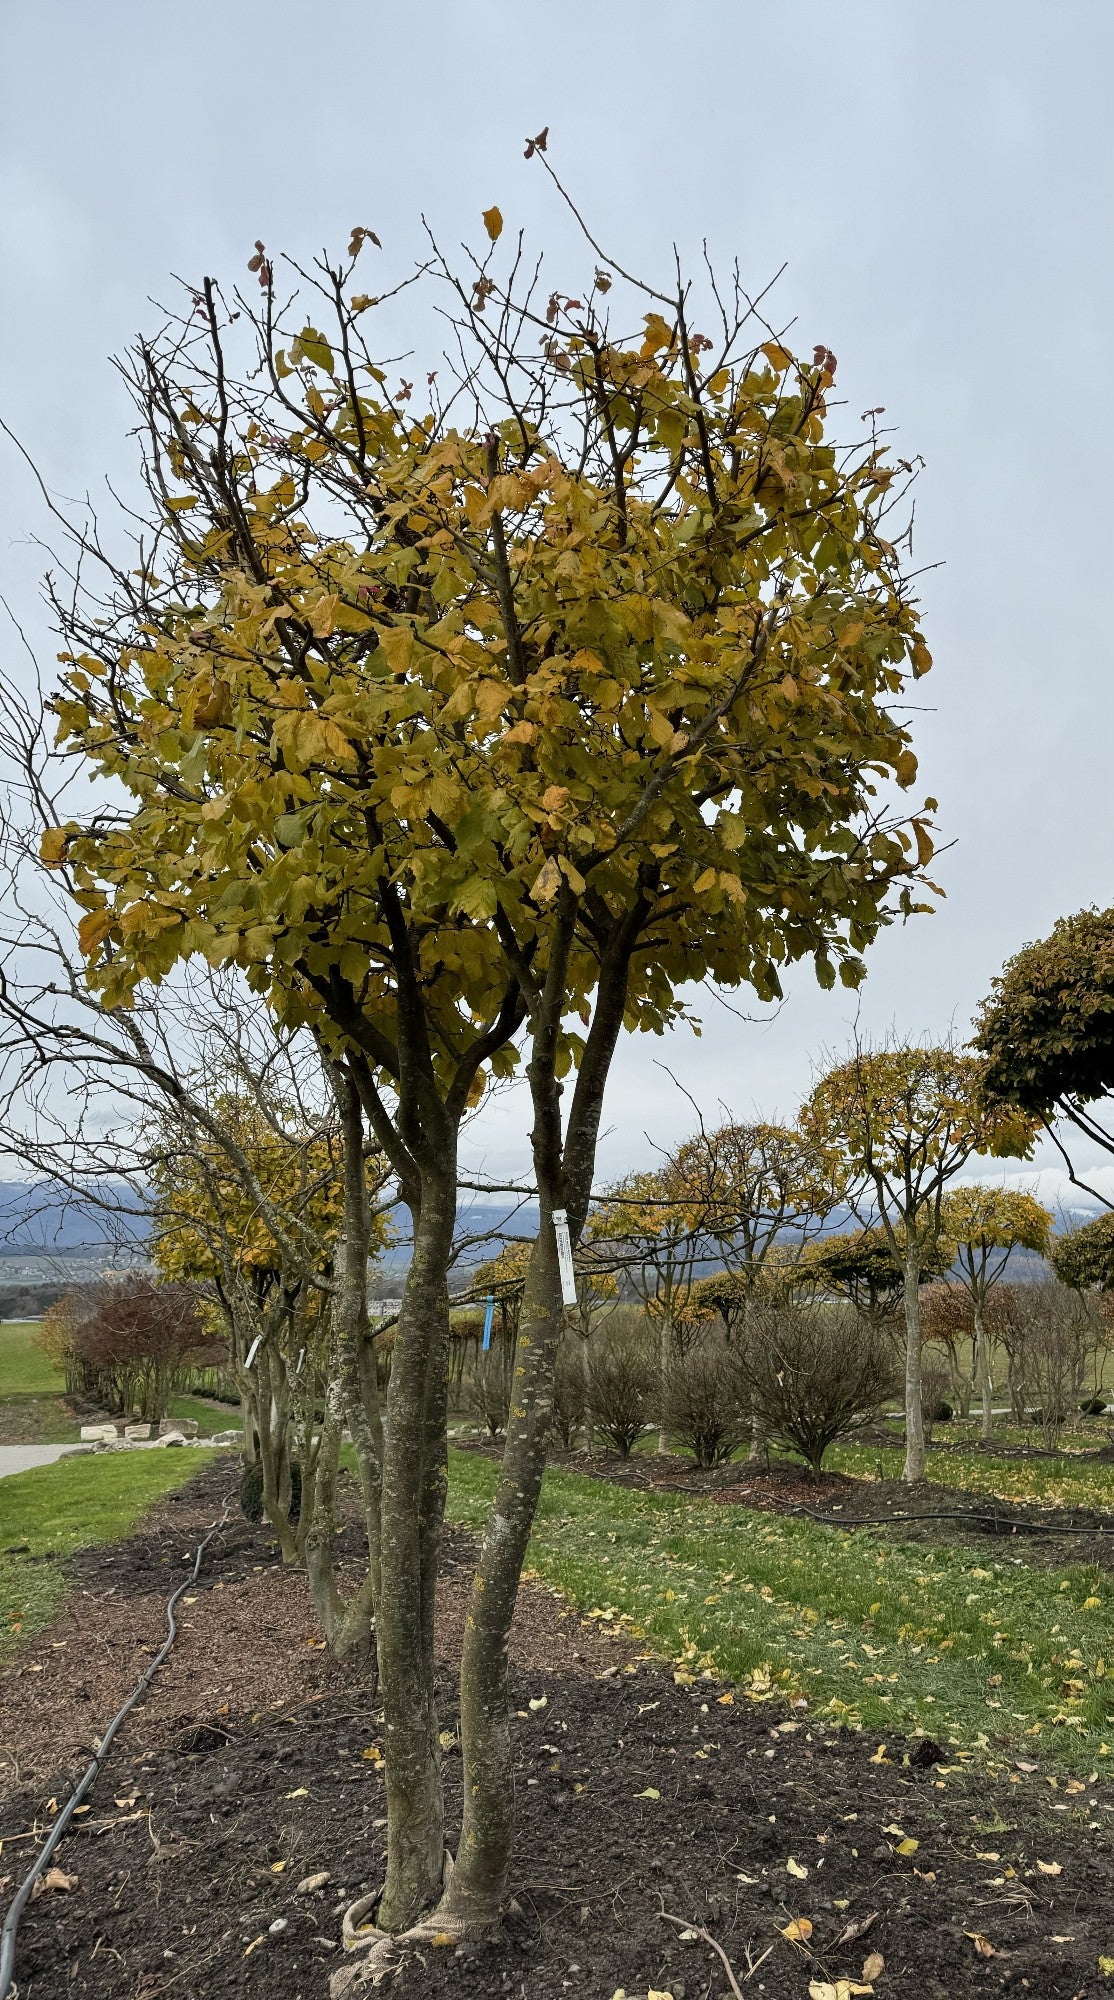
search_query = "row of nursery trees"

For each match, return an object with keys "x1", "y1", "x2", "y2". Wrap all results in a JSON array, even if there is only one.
[
  {"x1": 462, "y1": 1114, "x2": 1112, "y2": 1467},
  {"x1": 1, "y1": 172, "x2": 1112, "y2": 1972}
]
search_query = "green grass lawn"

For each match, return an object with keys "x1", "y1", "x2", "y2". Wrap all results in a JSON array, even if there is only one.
[
  {"x1": 447, "y1": 1448, "x2": 1114, "y2": 1771},
  {"x1": 0, "y1": 1319, "x2": 77, "y2": 1445},
  {"x1": 829, "y1": 1440, "x2": 1114, "y2": 1509},
  {"x1": 0, "y1": 1447, "x2": 209, "y2": 1667},
  {"x1": 166, "y1": 1393, "x2": 240, "y2": 1437}
]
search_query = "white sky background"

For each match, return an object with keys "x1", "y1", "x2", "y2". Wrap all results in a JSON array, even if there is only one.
[{"x1": 1, "y1": 0, "x2": 1111, "y2": 1206}]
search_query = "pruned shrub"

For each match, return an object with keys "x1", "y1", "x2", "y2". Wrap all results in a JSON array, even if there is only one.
[
  {"x1": 585, "y1": 1322, "x2": 655, "y2": 1456},
  {"x1": 742, "y1": 1304, "x2": 899, "y2": 1475},
  {"x1": 470, "y1": 1342, "x2": 511, "y2": 1435},
  {"x1": 550, "y1": 1336, "x2": 588, "y2": 1450},
  {"x1": 661, "y1": 1334, "x2": 751, "y2": 1468}
]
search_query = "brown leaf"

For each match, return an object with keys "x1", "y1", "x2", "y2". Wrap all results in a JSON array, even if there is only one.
[
  {"x1": 966, "y1": 1931, "x2": 996, "y2": 1958},
  {"x1": 862, "y1": 1952, "x2": 885, "y2": 1982},
  {"x1": 32, "y1": 1867, "x2": 77, "y2": 1898},
  {"x1": 836, "y1": 1911, "x2": 879, "y2": 1947}
]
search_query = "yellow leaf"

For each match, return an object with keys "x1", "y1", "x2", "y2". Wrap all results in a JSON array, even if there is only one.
[
  {"x1": 270, "y1": 1861, "x2": 287, "y2": 1873},
  {"x1": 1036, "y1": 1859, "x2": 1062, "y2": 1876},
  {"x1": 378, "y1": 624, "x2": 415, "y2": 674},
  {"x1": 309, "y1": 592, "x2": 341, "y2": 637},
  {"x1": 893, "y1": 748, "x2": 918, "y2": 788},
  {"x1": 285, "y1": 1787, "x2": 308, "y2": 1799},
  {"x1": 694, "y1": 868, "x2": 717, "y2": 894},
  {"x1": 501, "y1": 720, "x2": 536, "y2": 745},
  {"x1": 1099, "y1": 1956, "x2": 1114, "y2": 1976},
  {"x1": 77, "y1": 908, "x2": 114, "y2": 958},
  {"x1": 482, "y1": 206, "x2": 503, "y2": 242},
  {"x1": 40, "y1": 827, "x2": 69, "y2": 866},
  {"x1": 761, "y1": 340, "x2": 794, "y2": 371},
  {"x1": 869, "y1": 1743, "x2": 890, "y2": 1763},
  {"x1": 781, "y1": 1916, "x2": 813, "y2": 1942},
  {"x1": 786, "y1": 1856, "x2": 808, "y2": 1879},
  {"x1": 636, "y1": 1787, "x2": 660, "y2": 1800},
  {"x1": 530, "y1": 857, "x2": 562, "y2": 905},
  {"x1": 895, "y1": 1837, "x2": 918, "y2": 1856}
]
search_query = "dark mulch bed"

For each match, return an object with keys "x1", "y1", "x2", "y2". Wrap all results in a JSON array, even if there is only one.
[{"x1": 2, "y1": 1462, "x2": 1113, "y2": 1998}]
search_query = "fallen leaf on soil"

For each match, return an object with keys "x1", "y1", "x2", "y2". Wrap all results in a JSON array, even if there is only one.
[
  {"x1": 284, "y1": 1787, "x2": 308, "y2": 1798},
  {"x1": 786, "y1": 1856, "x2": 809, "y2": 1879},
  {"x1": 895, "y1": 1837, "x2": 918, "y2": 1855},
  {"x1": 32, "y1": 1867, "x2": 76, "y2": 1898},
  {"x1": 1036, "y1": 1859, "x2": 1062, "y2": 1875},
  {"x1": 636, "y1": 1787, "x2": 660, "y2": 1801},
  {"x1": 869, "y1": 1743, "x2": 889, "y2": 1763},
  {"x1": 862, "y1": 1953, "x2": 884, "y2": 1982},
  {"x1": 363, "y1": 1745, "x2": 383, "y2": 1761},
  {"x1": 243, "y1": 1935, "x2": 265, "y2": 1958},
  {"x1": 836, "y1": 1912, "x2": 879, "y2": 1946},
  {"x1": 976, "y1": 1851, "x2": 1000, "y2": 1862},
  {"x1": 966, "y1": 1932, "x2": 996, "y2": 1957},
  {"x1": 528, "y1": 1696, "x2": 547, "y2": 1711},
  {"x1": 1099, "y1": 1957, "x2": 1114, "y2": 1977},
  {"x1": 781, "y1": 1916, "x2": 813, "y2": 1942},
  {"x1": 270, "y1": 1861, "x2": 286, "y2": 1873},
  {"x1": 808, "y1": 1982, "x2": 873, "y2": 2000},
  {"x1": 114, "y1": 1797, "x2": 136, "y2": 1809}
]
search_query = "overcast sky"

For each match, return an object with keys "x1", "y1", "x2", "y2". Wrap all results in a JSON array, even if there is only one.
[{"x1": 1, "y1": 0, "x2": 1111, "y2": 1204}]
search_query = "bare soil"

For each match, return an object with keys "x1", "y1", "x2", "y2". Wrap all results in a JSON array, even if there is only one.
[{"x1": 1, "y1": 1460, "x2": 1112, "y2": 1999}]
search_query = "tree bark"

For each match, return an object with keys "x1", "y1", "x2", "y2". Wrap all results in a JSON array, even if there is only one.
[
  {"x1": 902, "y1": 1244, "x2": 926, "y2": 1482},
  {"x1": 376, "y1": 1171, "x2": 455, "y2": 1932},
  {"x1": 974, "y1": 1300, "x2": 993, "y2": 1442},
  {"x1": 436, "y1": 1210, "x2": 563, "y2": 1929}
]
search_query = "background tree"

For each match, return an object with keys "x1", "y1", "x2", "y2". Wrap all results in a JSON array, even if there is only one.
[
  {"x1": 938, "y1": 1184, "x2": 1052, "y2": 1439},
  {"x1": 593, "y1": 1167, "x2": 708, "y2": 1449},
  {"x1": 16, "y1": 175, "x2": 939, "y2": 1952},
  {"x1": 40, "y1": 1275, "x2": 218, "y2": 1424},
  {"x1": 1051, "y1": 1210, "x2": 1114, "y2": 1293},
  {"x1": 800, "y1": 1044, "x2": 1035, "y2": 1482},
  {"x1": 975, "y1": 906, "x2": 1114, "y2": 1204},
  {"x1": 793, "y1": 1226, "x2": 948, "y2": 1324}
]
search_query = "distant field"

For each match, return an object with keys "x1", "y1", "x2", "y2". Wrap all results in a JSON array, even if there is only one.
[
  {"x1": 0, "y1": 1320, "x2": 64, "y2": 1396},
  {"x1": 0, "y1": 1320, "x2": 75, "y2": 1444}
]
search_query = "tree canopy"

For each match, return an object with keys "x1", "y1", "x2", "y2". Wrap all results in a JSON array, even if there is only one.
[{"x1": 975, "y1": 906, "x2": 1114, "y2": 1193}]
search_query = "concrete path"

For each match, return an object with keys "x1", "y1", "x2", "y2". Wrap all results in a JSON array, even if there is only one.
[{"x1": 0, "y1": 1443, "x2": 82, "y2": 1481}]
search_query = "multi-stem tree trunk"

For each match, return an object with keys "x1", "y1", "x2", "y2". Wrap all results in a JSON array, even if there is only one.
[
  {"x1": 436, "y1": 1210, "x2": 564, "y2": 1929},
  {"x1": 375, "y1": 1164, "x2": 456, "y2": 1932},
  {"x1": 902, "y1": 1243, "x2": 927, "y2": 1482},
  {"x1": 656, "y1": 1311, "x2": 674, "y2": 1452}
]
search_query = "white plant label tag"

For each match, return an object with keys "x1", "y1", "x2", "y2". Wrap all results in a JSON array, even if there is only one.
[
  {"x1": 552, "y1": 1208, "x2": 578, "y2": 1306},
  {"x1": 244, "y1": 1334, "x2": 262, "y2": 1370}
]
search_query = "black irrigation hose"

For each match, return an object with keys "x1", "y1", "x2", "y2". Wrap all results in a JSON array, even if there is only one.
[
  {"x1": 0, "y1": 1499, "x2": 231, "y2": 2000},
  {"x1": 792, "y1": 1505, "x2": 1114, "y2": 1536}
]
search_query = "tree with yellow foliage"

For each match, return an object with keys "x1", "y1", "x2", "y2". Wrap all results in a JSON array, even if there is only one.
[{"x1": 28, "y1": 162, "x2": 939, "y2": 1951}]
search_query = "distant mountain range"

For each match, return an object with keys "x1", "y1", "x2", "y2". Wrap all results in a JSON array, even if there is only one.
[{"x1": 0, "y1": 1181, "x2": 149, "y2": 1256}]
